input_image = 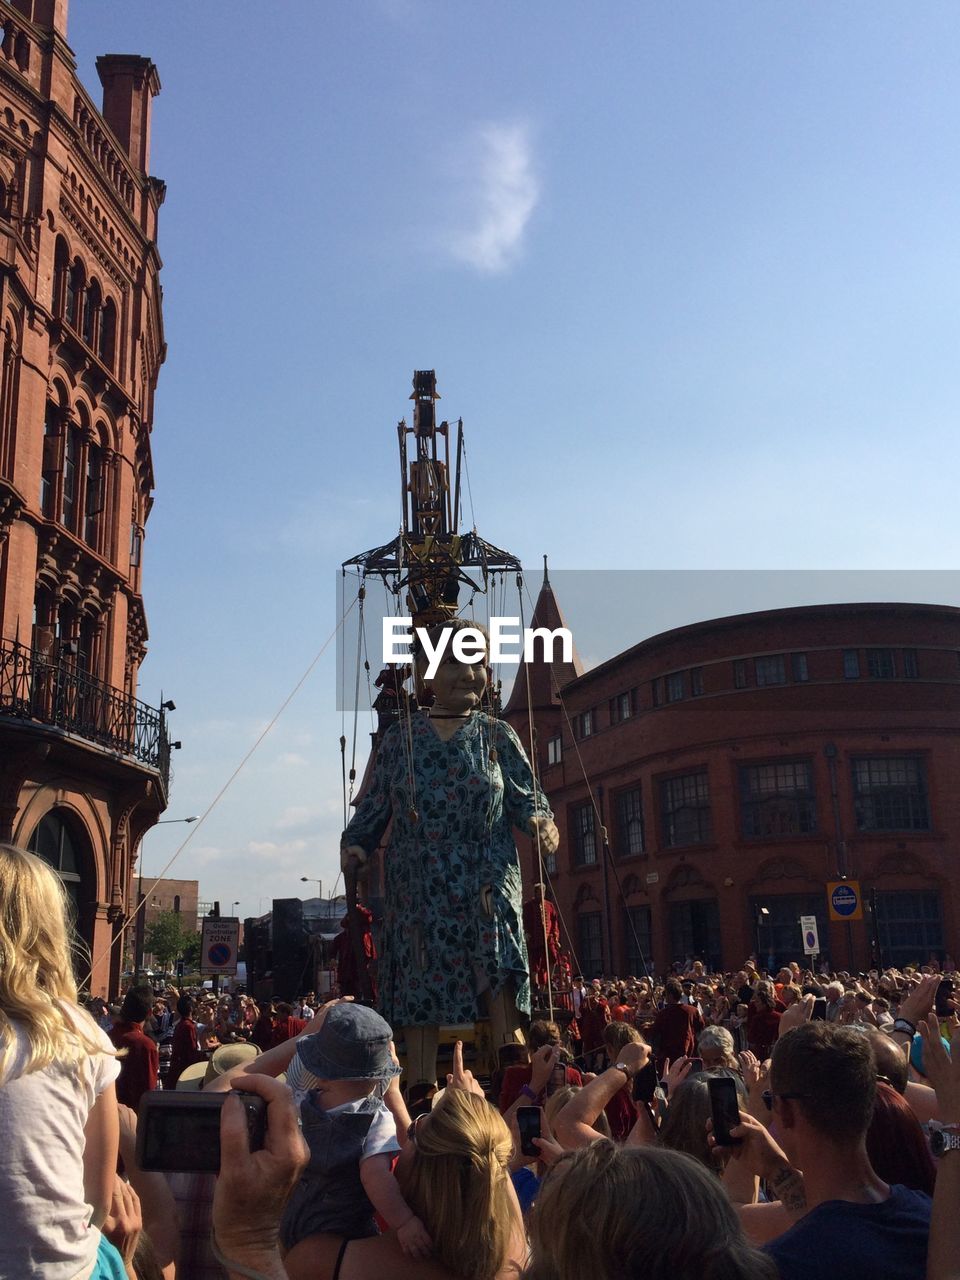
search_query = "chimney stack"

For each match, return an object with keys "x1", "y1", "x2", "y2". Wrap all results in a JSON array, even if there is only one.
[{"x1": 95, "y1": 55, "x2": 161, "y2": 174}]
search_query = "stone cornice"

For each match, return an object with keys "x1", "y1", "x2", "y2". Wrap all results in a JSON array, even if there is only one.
[{"x1": 58, "y1": 192, "x2": 129, "y2": 290}]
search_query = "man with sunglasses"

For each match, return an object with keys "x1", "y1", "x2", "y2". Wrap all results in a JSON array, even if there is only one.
[{"x1": 714, "y1": 1022, "x2": 931, "y2": 1279}]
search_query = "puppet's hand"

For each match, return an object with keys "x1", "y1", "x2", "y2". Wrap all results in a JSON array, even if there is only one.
[
  {"x1": 528, "y1": 816, "x2": 559, "y2": 856},
  {"x1": 340, "y1": 843, "x2": 368, "y2": 873}
]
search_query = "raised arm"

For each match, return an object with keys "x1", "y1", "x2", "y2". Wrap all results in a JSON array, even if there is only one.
[{"x1": 553, "y1": 1041, "x2": 650, "y2": 1149}]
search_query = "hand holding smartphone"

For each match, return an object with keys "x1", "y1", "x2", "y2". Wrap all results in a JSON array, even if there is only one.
[
  {"x1": 707, "y1": 1076, "x2": 742, "y2": 1147},
  {"x1": 516, "y1": 1105, "x2": 542, "y2": 1158}
]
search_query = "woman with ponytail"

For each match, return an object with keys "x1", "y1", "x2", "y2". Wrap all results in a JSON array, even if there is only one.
[
  {"x1": 0, "y1": 843, "x2": 126, "y2": 1278},
  {"x1": 284, "y1": 1076, "x2": 526, "y2": 1280}
]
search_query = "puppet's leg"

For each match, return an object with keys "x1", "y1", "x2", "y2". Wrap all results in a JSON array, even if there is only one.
[
  {"x1": 486, "y1": 981, "x2": 526, "y2": 1049},
  {"x1": 402, "y1": 1024, "x2": 439, "y2": 1088}
]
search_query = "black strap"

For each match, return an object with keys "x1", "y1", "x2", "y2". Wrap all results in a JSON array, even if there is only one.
[{"x1": 332, "y1": 1238, "x2": 349, "y2": 1280}]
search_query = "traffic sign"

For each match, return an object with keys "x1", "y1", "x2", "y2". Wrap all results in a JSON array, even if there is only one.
[
  {"x1": 827, "y1": 881, "x2": 862, "y2": 922},
  {"x1": 201, "y1": 918, "x2": 240, "y2": 975},
  {"x1": 800, "y1": 915, "x2": 820, "y2": 956}
]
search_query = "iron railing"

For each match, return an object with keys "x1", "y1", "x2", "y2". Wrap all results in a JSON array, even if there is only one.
[{"x1": 0, "y1": 636, "x2": 170, "y2": 790}]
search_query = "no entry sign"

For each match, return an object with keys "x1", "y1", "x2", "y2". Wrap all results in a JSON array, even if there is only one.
[{"x1": 201, "y1": 918, "x2": 240, "y2": 975}]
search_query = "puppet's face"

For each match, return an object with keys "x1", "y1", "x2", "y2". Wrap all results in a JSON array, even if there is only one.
[{"x1": 429, "y1": 644, "x2": 488, "y2": 712}]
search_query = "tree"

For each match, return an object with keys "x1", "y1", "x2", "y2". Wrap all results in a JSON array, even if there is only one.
[
  {"x1": 144, "y1": 910, "x2": 194, "y2": 973},
  {"x1": 180, "y1": 930, "x2": 202, "y2": 972}
]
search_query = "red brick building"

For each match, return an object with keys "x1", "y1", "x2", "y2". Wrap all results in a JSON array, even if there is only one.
[
  {"x1": 0, "y1": 0, "x2": 169, "y2": 996},
  {"x1": 506, "y1": 586, "x2": 960, "y2": 978}
]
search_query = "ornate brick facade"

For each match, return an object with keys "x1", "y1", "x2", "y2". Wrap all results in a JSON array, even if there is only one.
[
  {"x1": 0, "y1": 0, "x2": 168, "y2": 996},
  {"x1": 507, "y1": 590, "x2": 960, "y2": 977}
]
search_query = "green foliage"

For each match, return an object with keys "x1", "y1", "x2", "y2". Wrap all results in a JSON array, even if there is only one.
[
  {"x1": 180, "y1": 930, "x2": 202, "y2": 970},
  {"x1": 145, "y1": 910, "x2": 196, "y2": 972}
]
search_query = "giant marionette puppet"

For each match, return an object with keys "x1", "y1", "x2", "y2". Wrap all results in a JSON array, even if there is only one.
[{"x1": 339, "y1": 373, "x2": 559, "y2": 1087}]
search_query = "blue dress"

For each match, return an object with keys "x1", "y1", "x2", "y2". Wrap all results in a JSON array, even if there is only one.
[{"x1": 344, "y1": 712, "x2": 552, "y2": 1028}]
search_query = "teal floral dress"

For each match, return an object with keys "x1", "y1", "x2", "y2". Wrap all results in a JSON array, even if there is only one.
[{"x1": 344, "y1": 712, "x2": 552, "y2": 1029}]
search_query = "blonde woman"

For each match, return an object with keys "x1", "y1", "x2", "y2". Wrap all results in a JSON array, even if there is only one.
[
  {"x1": 284, "y1": 1085, "x2": 527, "y2": 1280},
  {"x1": 0, "y1": 843, "x2": 125, "y2": 1278}
]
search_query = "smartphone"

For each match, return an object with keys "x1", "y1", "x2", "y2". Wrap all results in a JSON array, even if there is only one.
[
  {"x1": 935, "y1": 980, "x2": 956, "y2": 1018},
  {"x1": 707, "y1": 1075, "x2": 742, "y2": 1147},
  {"x1": 632, "y1": 1060, "x2": 659, "y2": 1104},
  {"x1": 812, "y1": 997, "x2": 827, "y2": 1021},
  {"x1": 686, "y1": 1057, "x2": 703, "y2": 1075},
  {"x1": 136, "y1": 1090, "x2": 267, "y2": 1173},
  {"x1": 546, "y1": 1060, "x2": 567, "y2": 1096},
  {"x1": 516, "y1": 1105, "x2": 542, "y2": 1158}
]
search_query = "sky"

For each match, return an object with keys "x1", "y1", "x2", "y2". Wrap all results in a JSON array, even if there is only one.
[{"x1": 65, "y1": 1, "x2": 960, "y2": 920}]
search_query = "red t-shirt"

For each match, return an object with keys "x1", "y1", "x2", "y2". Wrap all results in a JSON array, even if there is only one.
[
  {"x1": 498, "y1": 1062, "x2": 584, "y2": 1112},
  {"x1": 603, "y1": 1083, "x2": 639, "y2": 1142},
  {"x1": 271, "y1": 1016, "x2": 307, "y2": 1048},
  {"x1": 651, "y1": 1002, "x2": 704, "y2": 1065},
  {"x1": 579, "y1": 998, "x2": 611, "y2": 1051},
  {"x1": 167, "y1": 1017, "x2": 205, "y2": 1087},
  {"x1": 109, "y1": 1020, "x2": 159, "y2": 1110}
]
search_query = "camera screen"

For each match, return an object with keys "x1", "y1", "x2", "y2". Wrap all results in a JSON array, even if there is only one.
[
  {"x1": 140, "y1": 1099, "x2": 224, "y2": 1172},
  {"x1": 137, "y1": 1092, "x2": 266, "y2": 1173}
]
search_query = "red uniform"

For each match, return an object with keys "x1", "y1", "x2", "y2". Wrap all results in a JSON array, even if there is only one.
[
  {"x1": 651, "y1": 1001, "x2": 703, "y2": 1070},
  {"x1": 523, "y1": 894, "x2": 560, "y2": 992},
  {"x1": 578, "y1": 995, "x2": 611, "y2": 1053},
  {"x1": 332, "y1": 905, "x2": 377, "y2": 1001}
]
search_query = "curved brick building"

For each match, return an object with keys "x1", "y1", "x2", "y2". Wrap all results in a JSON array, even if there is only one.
[
  {"x1": 507, "y1": 589, "x2": 960, "y2": 977},
  {"x1": 0, "y1": 0, "x2": 168, "y2": 996}
]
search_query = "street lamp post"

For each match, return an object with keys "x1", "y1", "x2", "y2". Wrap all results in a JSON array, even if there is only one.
[
  {"x1": 754, "y1": 905, "x2": 770, "y2": 970},
  {"x1": 300, "y1": 876, "x2": 323, "y2": 899},
  {"x1": 135, "y1": 815, "x2": 199, "y2": 981}
]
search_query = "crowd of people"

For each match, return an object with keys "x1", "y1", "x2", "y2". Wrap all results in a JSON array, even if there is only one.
[{"x1": 2, "y1": 839, "x2": 958, "y2": 1280}]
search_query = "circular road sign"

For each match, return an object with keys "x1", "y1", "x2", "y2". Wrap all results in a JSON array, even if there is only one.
[
  {"x1": 830, "y1": 883, "x2": 859, "y2": 918},
  {"x1": 207, "y1": 942, "x2": 232, "y2": 967},
  {"x1": 805, "y1": 929, "x2": 817, "y2": 949}
]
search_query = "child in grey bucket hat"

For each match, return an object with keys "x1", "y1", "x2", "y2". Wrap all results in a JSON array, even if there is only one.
[{"x1": 280, "y1": 1003, "x2": 431, "y2": 1257}]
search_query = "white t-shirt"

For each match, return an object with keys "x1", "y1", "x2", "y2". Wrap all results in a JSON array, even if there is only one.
[{"x1": 0, "y1": 1002, "x2": 120, "y2": 1280}]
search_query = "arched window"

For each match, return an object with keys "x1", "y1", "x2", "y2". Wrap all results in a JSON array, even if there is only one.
[
  {"x1": 52, "y1": 237, "x2": 69, "y2": 315},
  {"x1": 40, "y1": 400, "x2": 61, "y2": 518},
  {"x1": 78, "y1": 613, "x2": 97, "y2": 676},
  {"x1": 65, "y1": 259, "x2": 84, "y2": 329},
  {"x1": 99, "y1": 298, "x2": 116, "y2": 368},
  {"x1": 31, "y1": 582, "x2": 55, "y2": 655},
  {"x1": 82, "y1": 279, "x2": 100, "y2": 348},
  {"x1": 27, "y1": 810, "x2": 93, "y2": 961},
  {"x1": 83, "y1": 437, "x2": 104, "y2": 548},
  {"x1": 60, "y1": 422, "x2": 79, "y2": 529}
]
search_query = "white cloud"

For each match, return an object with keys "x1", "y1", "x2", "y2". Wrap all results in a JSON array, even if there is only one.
[
  {"x1": 275, "y1": 752, "x2": 309, "y2": 769},
  {"x1": 448, "y1": 122, "x2": 540, "y2": 274}
]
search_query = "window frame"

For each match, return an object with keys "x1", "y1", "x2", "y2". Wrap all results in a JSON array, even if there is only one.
[
  {"x1": 615, "y1": 787, "x2": 645, "y2": 857},
  {"x1": 754, "y1": 654, "x2": 787, "y2": 687},
  {"x1": 852, "y1": 755, "x2": 930, "y2": 832},
  {"x1": 571, "y1": 801, "x2": 598, "y2": 867},
  {"x1": 659, "y1": 770, "x2": 712, "y2": 848},
  {"x1": 739, "y1": 759, "x2": 817, "y2": 839}
]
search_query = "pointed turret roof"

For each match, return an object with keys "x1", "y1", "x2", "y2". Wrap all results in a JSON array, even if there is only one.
[{"x1": 503, "y1": 557, "x2": 583, "y2": 716}]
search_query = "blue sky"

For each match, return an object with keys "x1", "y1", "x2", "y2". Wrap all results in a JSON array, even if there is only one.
[{"x1": 67, "y1": 2, "x2": 960, "y2": 918}]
